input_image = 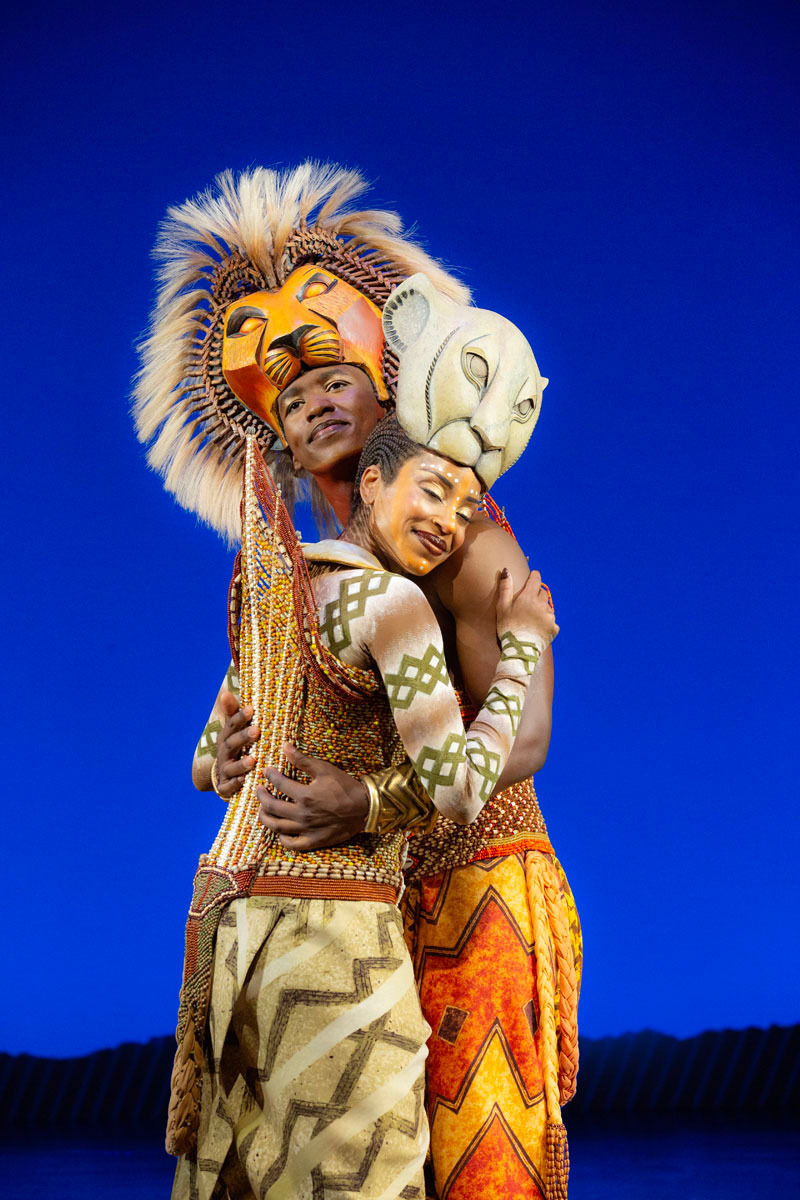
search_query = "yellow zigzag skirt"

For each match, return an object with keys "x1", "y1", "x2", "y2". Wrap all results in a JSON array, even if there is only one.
[{"x1": 402, "y1": 851, "x2": 581, "y2": 1200}]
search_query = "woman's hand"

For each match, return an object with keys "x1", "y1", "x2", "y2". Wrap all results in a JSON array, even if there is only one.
[
  {"x1": 496, "y1": 567, "x2": 559, "y2": 649},
  {"x1": 214, "y1": 690, "x2": 260, "y2": 799}
]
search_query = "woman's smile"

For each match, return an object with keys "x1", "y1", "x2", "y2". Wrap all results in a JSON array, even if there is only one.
[
  {"x1": 356, "y1": 452, "x2": 482, "y2": 576},
  {"x1": 413, "y1": 529, "x2": 448, "y2": 557}
]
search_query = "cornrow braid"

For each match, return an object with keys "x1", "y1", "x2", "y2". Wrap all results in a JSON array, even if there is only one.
[{"x1": 351, "y1": 416, "x2": 422, "y2": 517}]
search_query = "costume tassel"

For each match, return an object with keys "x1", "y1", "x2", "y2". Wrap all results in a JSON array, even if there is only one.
[
  {"x1": 546, "y1": 1120, "x2": 570, "y2": 1200},
  {"x1": 526, "y1": 851, "x2": 571, "y2": 1199},
  {"x1": 165, "y1": 1008, "x2": 204, "y2": 1156}
]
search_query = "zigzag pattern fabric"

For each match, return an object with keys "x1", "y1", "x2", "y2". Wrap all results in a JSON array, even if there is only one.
[
  {"x1": 172, "y1": 896, "x2": 430, "y2": 1200},
  {"x1": 402, "y1": 853, "x2": 581, "y2": 1200}
]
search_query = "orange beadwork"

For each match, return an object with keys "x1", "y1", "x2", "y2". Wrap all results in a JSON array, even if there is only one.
[
  {"x1": 405, "y1": 775, "x2": 551, "y2": 881},
  {"x1": 250, "y1": 876, "x2": 397, "y2": 904},
  {"x1": 480, "y1": 492, "x2": 517, "y2": 539}
]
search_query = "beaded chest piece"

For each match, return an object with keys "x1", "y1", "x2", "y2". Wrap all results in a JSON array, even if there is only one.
[{"x1": 207, "y1": 435, "x2": 407, "y2": 894}]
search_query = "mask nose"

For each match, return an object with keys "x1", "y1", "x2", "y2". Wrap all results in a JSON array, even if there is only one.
[
  {"x1": 469, "y1": 396, "x2": 508, "y2": 453},
  {"x1": 267, "y1": 324, "x2": 317, "y2": 356}
]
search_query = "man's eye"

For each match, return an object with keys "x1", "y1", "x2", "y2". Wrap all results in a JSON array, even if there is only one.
[
  {"x1": 326, "y1": 379, "x2": 348, "y2": 391},
  {"x1": 284, "y1": 399, "x2": 301, "y2": 416}
]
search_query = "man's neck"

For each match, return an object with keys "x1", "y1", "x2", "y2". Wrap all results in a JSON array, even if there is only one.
[{"x1": 314, "y1": 474, "x2": 355, "y2": 527}]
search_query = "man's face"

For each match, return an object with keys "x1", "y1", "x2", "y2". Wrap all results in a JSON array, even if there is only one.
[
  {"x1": 363, "y1": 452, "x2": 482, "y2": 576},
  {"x1": 278, "y1": 365, "x2": 385, "y2": 476},
  {"x1": 221, "y1": 265, "x2": 386, "y2": 438}
]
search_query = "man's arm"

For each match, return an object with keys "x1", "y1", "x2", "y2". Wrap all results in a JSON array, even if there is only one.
[{"x1": 431, "y1": 515, "x2": 554, "y2": 788}]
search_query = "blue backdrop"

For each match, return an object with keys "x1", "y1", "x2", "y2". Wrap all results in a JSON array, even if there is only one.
[{"x1": 2, "y1": 0, "x2": 797, "y2": 1056}]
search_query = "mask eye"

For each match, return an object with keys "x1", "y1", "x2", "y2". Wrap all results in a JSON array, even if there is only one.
[
  {"x1": 463, "y1": 349, "x2": 490, "y2": 392},
  {"x1": 226, "y1": 306, "x2": 266, "y2": 337},
  {"x1": 512, "y1": 397, "x2": 537, "y2": 422},
  {"x1": 297, "y1": 272, "x2": 336, "y2": 303}
]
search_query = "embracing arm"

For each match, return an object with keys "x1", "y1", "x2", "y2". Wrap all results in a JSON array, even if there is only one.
[
  {"x1": 431, "y1": 515, "x2": 554, "y2": 788},
  {"x1": 191, "y1": 661, "x2": 261, "y2": 797},
  {"x1": 357, "y1": 571, "x2": 555, "y2": 824},
  {"x1": 258, "y1": 526, "x2": 556, "y2": 846}
]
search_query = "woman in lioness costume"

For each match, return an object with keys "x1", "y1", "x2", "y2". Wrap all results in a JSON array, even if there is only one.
[{"x1": 248, "y1": 319, "x2": 581, "y2": 1200}]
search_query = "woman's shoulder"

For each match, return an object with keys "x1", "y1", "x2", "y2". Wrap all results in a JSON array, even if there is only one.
[{"x1": 329, "y1": 567, "x2": 428, "y2": 609}]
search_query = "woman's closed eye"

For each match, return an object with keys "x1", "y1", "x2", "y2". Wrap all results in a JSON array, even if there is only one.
[{"x1": 421, "y1": 487, "x2": 445, "y2": 503}]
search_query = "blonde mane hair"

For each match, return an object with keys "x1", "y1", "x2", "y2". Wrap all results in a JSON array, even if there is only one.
[{"x1": 133, "y1": 163, "x2": 470, "y2": 544}]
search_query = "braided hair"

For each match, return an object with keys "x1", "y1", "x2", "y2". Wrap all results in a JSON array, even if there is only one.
[{"x1": 350, "y1": 416, "x2": 423, "y2": 517}]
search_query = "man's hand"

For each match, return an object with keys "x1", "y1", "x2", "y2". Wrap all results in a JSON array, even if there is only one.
[
  {"x1": 215, "y1": 690, "x2": 259, "y2": 799},
  {"x1": 258, "y1": 744, "x2": 370, "y2": 850}
]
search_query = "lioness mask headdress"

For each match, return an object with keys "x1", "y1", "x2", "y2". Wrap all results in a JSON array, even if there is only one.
[
  {"x1": 382, "y1": 274, "x2": 548, "y2": 490},
  {"x1": 133, "y1": 163, "x2": 470, "y2": 543}
]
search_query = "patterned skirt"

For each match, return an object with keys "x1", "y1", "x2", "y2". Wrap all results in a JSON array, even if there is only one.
[
  {"x1": 172, "y1": 895, "x2": 430, "y2": 1200},
  {"x1": 402, "y1": 852, "x2": 581, "y2": 1200}
]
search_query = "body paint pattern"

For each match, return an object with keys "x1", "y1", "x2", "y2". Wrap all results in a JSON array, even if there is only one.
[
  {"x1": 194, "y1": 662, "x2": 241, "y2": 763},
  {"x1": 311, "y1": 568, "x2": 541, "y2": 825}
]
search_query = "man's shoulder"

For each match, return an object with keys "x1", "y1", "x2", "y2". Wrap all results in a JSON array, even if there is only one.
[{"x1": 432, "y1": 515, "x2": 530, "y2": 610}]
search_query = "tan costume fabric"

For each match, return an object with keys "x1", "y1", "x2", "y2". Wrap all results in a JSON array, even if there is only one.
[
  {"x1": 175, "y1": 528, "x2": 548, "y2": 1197},
  {"x1": 172, "y1": 896, "x2": 430, "y2": 1200}
]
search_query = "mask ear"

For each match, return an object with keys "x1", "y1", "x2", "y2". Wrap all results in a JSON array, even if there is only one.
[{"x1": 382, "y1": 273, "x2": 437, "y2": 353}]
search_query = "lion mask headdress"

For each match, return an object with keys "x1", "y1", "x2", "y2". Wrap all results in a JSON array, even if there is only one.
[{"x1": 132, "y1": 163, "x2": 470, "y2": 544}]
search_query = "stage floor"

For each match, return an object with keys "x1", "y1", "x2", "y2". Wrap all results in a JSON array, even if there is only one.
[{"x1": 2, "y1": 1116, "x2": 798, "y2": 1197}]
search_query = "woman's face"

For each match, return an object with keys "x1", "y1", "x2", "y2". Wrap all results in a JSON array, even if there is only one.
[
  {"x1": 277, "y1": 365, "x2": 385, "y2": 475},
  {"x1": 361, "y1": 452, "x2": 482, "y2": 575}
]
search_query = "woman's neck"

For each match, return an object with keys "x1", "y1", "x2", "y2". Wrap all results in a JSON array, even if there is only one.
[{"x1": 341, "y1": 507, "x2": 393, "y2": 571}]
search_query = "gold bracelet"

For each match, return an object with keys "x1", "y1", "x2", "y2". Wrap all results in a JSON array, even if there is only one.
[
  {"x1": 359, "y1": 761, "x2": 437, "y2": 836},
  {"x1": 361, "y1": 774, "x2": 382, "y2": 833}
]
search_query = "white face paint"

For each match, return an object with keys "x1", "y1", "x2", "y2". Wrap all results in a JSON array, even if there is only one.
[{"x1": 382, "y1": 273, "x2": 547, "y2": 489}]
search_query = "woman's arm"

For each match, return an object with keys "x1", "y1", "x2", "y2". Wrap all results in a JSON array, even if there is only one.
[
  {"x1": 191, "y1": 661, "x2": 260, "y2": 796},
  {"x1": 355, "y1": 570, "x2": 556, "y2": 824}
]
